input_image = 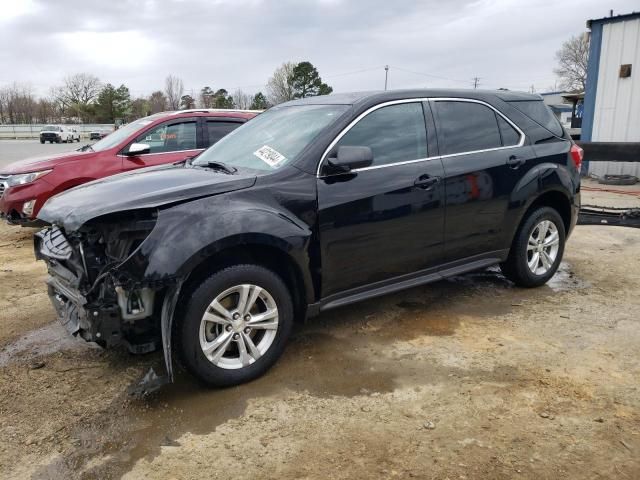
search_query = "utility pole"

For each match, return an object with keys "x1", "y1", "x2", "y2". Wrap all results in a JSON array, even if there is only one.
[
  {"x1": 384, "y1": 65, "x2": 389, "y2": 90},
  {"x1": 473, "y1": 77, "x2": 480, "y2": 89}
]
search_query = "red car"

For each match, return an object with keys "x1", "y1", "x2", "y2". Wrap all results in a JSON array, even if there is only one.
[{"x1": 0, "y1": 110, "x2": 258, "y2": 225}]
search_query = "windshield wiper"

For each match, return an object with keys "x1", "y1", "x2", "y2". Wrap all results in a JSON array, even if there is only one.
[
  {"x1": 205, "y1": 161, "x2": 237, "y2": 174},
  {"x1": 78, "y1": 144, "x2": 94, "y2": 152}
]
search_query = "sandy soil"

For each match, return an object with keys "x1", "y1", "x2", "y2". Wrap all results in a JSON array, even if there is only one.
[{"x1": 0, "y1": 191, "x2": 639, "y2": 479}]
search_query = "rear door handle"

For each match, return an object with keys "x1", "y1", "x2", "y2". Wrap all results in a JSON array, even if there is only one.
[
  {"x1": 414, "y1": 175, "x2": 441, "y2": 190},
  {"x1": 507, "y1": 155, "x2": 526, "y2": 169}
]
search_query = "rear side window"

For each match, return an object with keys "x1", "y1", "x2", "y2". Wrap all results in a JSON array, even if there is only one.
[
  {"x1": 508, "y1": 100, "x2": 563, "y2": 137},
  {"x1": 206, "y1": 121, "x2": 242, "y2": 146},
  {"x1": 336, "y1": 102, "x2": 427, "y2": 166},
  {"x1": 496, "y1": 115, "x2": 521, "y2": 146},
  {"x1": 433, "y1": 101, "x2": 501, "y2": 155}
]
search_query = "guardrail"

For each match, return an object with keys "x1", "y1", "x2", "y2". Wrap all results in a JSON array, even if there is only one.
[{"x1": 0, "y1": 124, "x2": 115, "y2": 140}]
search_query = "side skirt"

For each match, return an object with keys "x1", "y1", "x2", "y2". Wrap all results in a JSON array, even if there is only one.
[{"x1": 307, "y1": 249, "x2": 509, "y2": 316}]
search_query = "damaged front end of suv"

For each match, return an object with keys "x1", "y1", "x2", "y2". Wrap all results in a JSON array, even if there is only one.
[
  {"x1": 33, "y1": 163, "x2": 263, "y2": 382},
  {"x1": 35, "y1": 210, "x2": 165, "y2": 354}
]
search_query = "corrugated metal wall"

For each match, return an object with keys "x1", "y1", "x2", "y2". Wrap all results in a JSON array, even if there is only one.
[{"x1": 589, "y1": 17, "x2": 640, "y2": 177}]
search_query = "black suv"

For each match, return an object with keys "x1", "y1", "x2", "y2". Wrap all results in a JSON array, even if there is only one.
[{"x1": 35, "y1": 89, "x2": 582, "y2": 386}]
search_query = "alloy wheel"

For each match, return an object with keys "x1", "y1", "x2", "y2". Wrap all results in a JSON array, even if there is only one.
[
  {"x1": 526, "y1": 220, "x2": 560, "y2": 275},
  {"x1": 199, "y1": 284, "x2": 279, "y2": 369}
]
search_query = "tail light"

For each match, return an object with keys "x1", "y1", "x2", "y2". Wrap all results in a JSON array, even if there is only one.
[{"x1": 570, "y1": 144, "x2": 584, "y2": 171}]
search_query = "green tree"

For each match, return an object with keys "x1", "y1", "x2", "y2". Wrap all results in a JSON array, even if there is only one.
[
  {"x1": 95, "y1": 84, "x2": 131, "y2": 122},
  {"x1": 250, "y1": 92, "x2": 269, "y2": 110},
  {"x1": 200, "y1": 86, "x2": 215, "y2": 108},
  {"x1": 180, "y1": 94, "x2": 196, "y2": 109},
  {"x1": 290, "y1": 61, "x2": 333, "y2": 99},
  {"x1": 128, "y1": 97, "x2": 150, "y2": 121},
  {"x1": 213, "y1": 89, "x2": 234, "y2": 108}
]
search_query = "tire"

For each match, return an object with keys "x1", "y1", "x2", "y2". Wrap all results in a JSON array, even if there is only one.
[
  {"x1": 179, "y1": 264, "x2": 294, "y2": 387},
  {"x1": 56, "y1": 138, "x2": 61, "y2": 144},
  {"x1": 500, "y1": 207, "x2": 566, "y2": 287},
  {"x1": 40, "y1": 139, "x2": 44, "y2": 144}
]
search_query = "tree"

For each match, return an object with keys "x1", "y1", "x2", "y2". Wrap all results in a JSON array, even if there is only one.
[
  {"x1": 266, "y1": 62, "x2": 296, "y2": 105},
  {"x1": 554, "y1": 34, "x2": 589, "y2": 92},
  {"x1": 180, "y1": 94, "x2": 196, "y2": 109},
  {"x1": 59, "y1": 73, "x2": 101, "y2": 105},
  {"x1": 149, "y1": 91, "x2": 167, "y2": 113},
  {"x1": 250, "y1": 91, "x2": 269, "y2": 110},
  {"x1": 213, "y1": 89, "x2": 234, "y2": 108},
  {"x1": 200, "y1": 86, "x2": 215, "y2": 108},
  {"x1": 232, "y1": 89, "x2": 252, "y2": 109},
  {"x1": 290, "y1": 61, "x2": 333, "y2": 99},
  {"x1": 129, "y1": 97, "x2": 150, "y2": 121},
  {"x1": 94, "y1": 84, "x2": 131, "y2": 122},
  {"x1": 165, "y1": 75, "x2": 184, "y2": 110}
]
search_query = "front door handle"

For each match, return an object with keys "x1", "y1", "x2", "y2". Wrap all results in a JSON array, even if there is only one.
[
  {"x1": 507, "y1": 155, "x2": 526, "y2": 169},
  {"x1": 414, "y1": 175, "x2": 441, "y2": 190}
]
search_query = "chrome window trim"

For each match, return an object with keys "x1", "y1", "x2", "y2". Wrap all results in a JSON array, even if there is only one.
[{"x1": 316, "y1": 97, "x2": 526, "y2": 177}]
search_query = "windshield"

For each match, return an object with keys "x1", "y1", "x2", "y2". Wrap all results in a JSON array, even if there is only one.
[
  {"x1": 193, "y1": 104, "x2": 349, "y2": 171},
  {"x1": 42, "y1": 125, "x2": 58, "y2": 131},
  {"x1": 90, "y1": 114, "x2": 164, "y2": 151}
]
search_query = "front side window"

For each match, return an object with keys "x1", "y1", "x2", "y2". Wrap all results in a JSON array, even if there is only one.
[
  {"x1": 336, "y1": 102, "x2": 427, "y2": 166},
  {"x1": 433, "y1": 101, "x2": 502, "y2": 155},
  {"x1": 135, "y1": 121, "x2": 197, "y2": 153}
]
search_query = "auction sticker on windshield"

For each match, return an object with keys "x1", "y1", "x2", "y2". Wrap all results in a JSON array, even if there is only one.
[{"x1": 253, "y1": 145, "x2": 286, "y2": 168}]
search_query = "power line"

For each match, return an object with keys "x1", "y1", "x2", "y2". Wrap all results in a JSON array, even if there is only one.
[{"x1": 391, "y1": 66, "x2": 472, "y2": 85}]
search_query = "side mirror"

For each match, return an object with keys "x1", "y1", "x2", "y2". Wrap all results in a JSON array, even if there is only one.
[
  {"x1": 126, "y1": 143, "x2": 151, "y2": 156},
  {"x1": 326, "y1": 146, "x2": 373, "y2": 173}
]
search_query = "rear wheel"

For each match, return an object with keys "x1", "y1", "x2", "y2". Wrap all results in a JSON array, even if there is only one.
[
  {"x1": 179, "y1": 264, "x2": 294, "y2": 387},
  {"x1": 500, "y1": 207, "x2": 565, "y2": 287}
]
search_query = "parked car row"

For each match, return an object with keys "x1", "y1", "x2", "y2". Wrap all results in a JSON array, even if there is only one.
[{"x1": 3, "y1": 93, "x2": 582, "y2": 388}]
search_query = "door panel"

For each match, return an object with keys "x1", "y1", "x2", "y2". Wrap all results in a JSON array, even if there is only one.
[
  {"x1": 317, "y1": 101, "x2": 444, "y2": 297},
  {"x1": 430, "y1": 99, "x2": 535, "y2": 261},
  {"x1": 318, "y1": 161, "x2": 445, "y2": 296}
]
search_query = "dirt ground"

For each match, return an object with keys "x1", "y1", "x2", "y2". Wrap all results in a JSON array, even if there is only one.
[{"x1": 0, "y1": 185, "x2": 639, "y2": 479}]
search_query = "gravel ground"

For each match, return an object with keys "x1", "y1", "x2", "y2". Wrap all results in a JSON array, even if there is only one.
[{"x1": 0, "y1": 191, "x2": 639, "y2": 478}]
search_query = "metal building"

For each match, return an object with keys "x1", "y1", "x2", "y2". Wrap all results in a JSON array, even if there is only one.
[{"x1": 582, "y1": 11, "x2": 640, "y2": 177}]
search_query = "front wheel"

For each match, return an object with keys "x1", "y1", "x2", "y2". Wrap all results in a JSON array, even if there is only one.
[
  {"x1": 179, "y1": 264, "x2": 294, "y2": 387},
  {"x1": 500, "y1": 207, "x2": 566, "y2": 287}
]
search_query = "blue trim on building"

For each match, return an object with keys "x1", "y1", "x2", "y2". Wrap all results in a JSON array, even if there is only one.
[{"x1": 582, "y1": 22, "x2": 602, "y2": 144}]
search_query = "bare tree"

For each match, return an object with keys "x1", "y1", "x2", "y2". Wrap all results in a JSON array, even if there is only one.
[
  {"x1": 232, "y1": 89, "x2": 252, "y2": 109},
  {"x1": 0, "y1": 83, "x2": 37, "y2": 123},
  {"x1": 165, "y1": 75, "x2": 184, "y2": 110},
  {"x1": 266, "y1": 62, "x2": 296, "y2": 105},
  {"x1": 554, "y1": 34, "x2": 589, "y2": 92},
  {"x1": 59, "y1": 73, "x2": 101, "y2": 105},
  {"x1": 149, "y1": 90, "x2": 168, "y2": 113}
]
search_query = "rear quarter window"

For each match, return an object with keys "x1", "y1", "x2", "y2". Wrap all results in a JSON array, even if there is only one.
[{"x1": 508, "y1": 100, "x2": 564, "y2": 137}]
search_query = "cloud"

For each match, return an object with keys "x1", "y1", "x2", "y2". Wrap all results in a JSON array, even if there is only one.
[{"x1": 0, "y1": 0, "x2": 637, "y2": 97}]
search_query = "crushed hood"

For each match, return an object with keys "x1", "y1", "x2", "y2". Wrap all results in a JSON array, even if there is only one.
[{"x1": 37, "y1": 164, "x2": 257, "y2": 231}]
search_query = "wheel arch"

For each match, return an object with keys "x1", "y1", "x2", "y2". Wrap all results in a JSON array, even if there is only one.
[{"x1": 175, "y1": 237, "x2": 313, "y2": 324}]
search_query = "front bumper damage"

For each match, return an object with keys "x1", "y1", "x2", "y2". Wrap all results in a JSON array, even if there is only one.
[{"x1": 34, "y1": 216, "x2": 182, "y2": 385}]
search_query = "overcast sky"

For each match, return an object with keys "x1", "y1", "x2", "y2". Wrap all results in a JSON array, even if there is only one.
[{"x1": 1, "y1": 0, "x2": 638, "y2": 98}]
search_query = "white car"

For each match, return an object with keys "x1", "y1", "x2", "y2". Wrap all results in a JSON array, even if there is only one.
[{"x1": 39, "y1": 125, "x2": 79, "y2": 144}]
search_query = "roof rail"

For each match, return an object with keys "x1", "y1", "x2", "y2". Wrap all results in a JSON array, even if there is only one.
[{"x1": 166, "y1": 108, "x2": 263, "y2": 115}]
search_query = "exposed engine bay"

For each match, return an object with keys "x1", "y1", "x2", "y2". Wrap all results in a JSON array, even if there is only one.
[{"x1": 35, "y1": 210, "x2": 166, "y2": 354}]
